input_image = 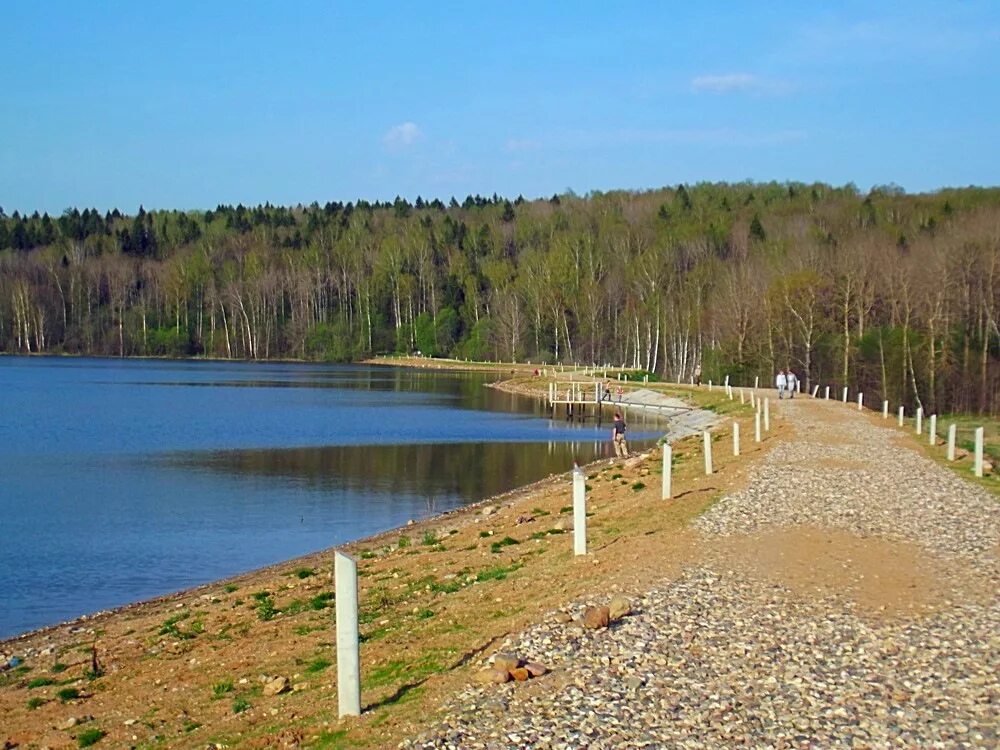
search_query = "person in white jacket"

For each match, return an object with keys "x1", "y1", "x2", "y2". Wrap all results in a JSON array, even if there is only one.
[
  {"x1": 776, "y1": 369, "x2": 787, "y2": 399},
  {"x1": 786, "y1": 370, "x2": 798, "y2": 398}
]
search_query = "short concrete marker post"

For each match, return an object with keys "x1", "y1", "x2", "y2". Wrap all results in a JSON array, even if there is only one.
[
  {"x1": 733, "y1": 421, "x2": 740, "y2": 456},
  {"x1": 573, "y1": 465, "x2": 587, "y2": 555},
  {"x1": 811, "y1": 384, "x2": 819, "y2": 398},
  {"x1": 661, "y1": 444, "x2": 672, "y2": 500},
  {"x1": 703, "y1": 430, "x2": 713, "y2": 475},
  {"x1": 824, "y1": 386, "x2": 830, "y2": 400},
  {"x1": 755, "y1": 412, "x2": 762, "y2": 443},
  {"x1": 947, "y1": 424, "x2": 957, "y2": 461},
  {"x1": 708, "y1": 380, "x2": 713, "y2": 391},
  {"x1": 739, "y1": 389, "x2": 745, "y2": 405},
  {"x1": 973, "y1": 427, "x2": 984, "y2": 478},
  {"x1": 898, "y1": 406, "x2": 904, "y2": 427},
  {"x1": 916, "y1": 407, "x2": 923, "y2": 435},
  {"x1": 335, "y1": 551, "x2": 361, "y2": 718},
  {"x1": 857, "y1": 392, "x2": 864, "y2": 410},
  {"x1": 882, "y1": 400, "x2": 889, "y2": 419},
  {"x1": 764, "y1": 398, "x2": 770, "y2": 431},
  {"x1": 754, "y1": 376, "x2": 759, "y2": 389},
  {"x1": 842, "y1": 386, "x2": 848, "y2": 403},
  {"x1": 928, "y1": 414, "x2": 937, "y2": 446}
]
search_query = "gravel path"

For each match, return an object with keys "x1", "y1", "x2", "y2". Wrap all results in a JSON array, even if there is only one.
[{"x1": 402, "y1": 398, "x2": 1000, "y2": 749}]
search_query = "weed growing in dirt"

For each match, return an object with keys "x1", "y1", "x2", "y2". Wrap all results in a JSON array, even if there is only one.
[
  {"x1": 475, "y1": 562, "x2": 522, "y2": 582},
  {"x1": 421, "y1": 531, "x2": 438, "y2": 546},
  {"x1": 232, "y1": 697, "x2": 251, "y2": 714},
  {"x1": 305, "y1": 658, "x2": 332, "y2": 673},
  {"x1": 27, "y1": 677, "x2": 55, "y2": 688},
  {"x1": 293, "y1": 567, "x2": 316, "y2": 579},
  {"x1": 489, "y1": 536, "x2": 520, "y2": 553},
  {"x1": 223, "y1": 584, "x2": 238, "y2": 593},
  {"x1": 212, "y1": 680, "x2": 234, "y2": 699},
  {"x1": 26, "y1": 696, "x2": 45, "y2": 709},
  {"x1": 631, "y1": 481, "x2": 646, "y2": 491},
  {"x1": 158, "y1": 613, "x2": 196, "y2": 640},
  {"x1": 57, "y1": 687, "x2": 80, "y2": 702},
  {"x1": 397, "y1": 536, "x2": 410, "y2": 548},
  {"x1": 309, "y1": 591, "x2": 335, "y2": 610},
  {"x1": 77, "y1": 728, "x2": 105, "y2": 747},
  {"x1": 51, "y1": 662, "x2": 68, "y2": 673}
]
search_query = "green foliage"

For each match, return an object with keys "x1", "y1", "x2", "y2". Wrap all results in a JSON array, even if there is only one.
[
  {"x1": 309, "y1": 591, "x2": 335, "y2": 610},
  {"x1": 397, "y1": 536, "x2": 410, "y2": 548},
  {"x1": 27, "y1": 696, "x2": 46, "y2": 709},
  {"x1": 293, "y1": 567, "x2": 315, "y2": 579},
  {"x1": 631, "y1": 481, "x2": 646, "y2": 491},
  {"x1": 212, "y1": 679, "x2": 234, "y2": 698},
  {"x1": 255, "y1": 594, "x2": 277, "y2": 621},
  {"x1": 77, "y1": 728, "x2": 105, "y2": 747},
  {"x1": 305, "y1": 658, "x2": 332, "y2": 673},
  {"x1": 232, "y1": 696, "x2": 251, "y2": 714},
  {"x1": 489, "y1": 536, "x2": 520, "y2": 553},
  {"x1": 57, "y1": 687, "x2": 81, "y2": 702},
  {"x1": 306, "y1": 321, "x2": 362, "y2": 362}
]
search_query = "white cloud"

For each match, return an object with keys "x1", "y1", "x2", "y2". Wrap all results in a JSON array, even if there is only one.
[
  {"x1": 383, "y1": 122, "x2": 423, "y2": 148},
  {"x1": 691, "y1": 73, "x2": 791, "y2": 95}
]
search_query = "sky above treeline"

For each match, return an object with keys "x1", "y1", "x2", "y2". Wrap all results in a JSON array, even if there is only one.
[{"x1": 2, "y1": 1, "x2": 999, "y2": 214}]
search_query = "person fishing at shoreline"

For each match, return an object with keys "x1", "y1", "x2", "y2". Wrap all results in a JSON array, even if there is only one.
[{"x1": 612, "y1": 411, "x2": 628, "y2": 458}]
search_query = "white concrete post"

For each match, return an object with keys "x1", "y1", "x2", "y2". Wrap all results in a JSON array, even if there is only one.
[
  {"x1": 573, "y1": 465, "x2": 587, "y2": 555},
  {"x1": 797, "y1": 380, "x2": 801, "y2": 394},
  {"x1": 947, "y1": 424, "x2": 957, "y2": 461},
  {"x1": 811, "y1": 384, "x2": 819, "y2": 398},
  {"x1": 724, "y1": 375, "x2": 730, "y2": 386},
  {"x1": 898, "y1": 406, "x2": 904, "y2": 426},
  {"x1": 928, "y1": 414, "x2": 937, "y2": 446},
  {"x1": 703, "y1": 431, "x2": 713, "y2": 475},
  {"x1": 842, "y1": 386, "x2": 848, "y2": 403},
  {"x1": 754, "y1": 376, "x2": 759, "y2": 389},
  {"x1": 882, "y1": 400, "x2": 889, "y2": 419},
  {"x1": 755, "y1": 411, "x2": 762, "y2": 443},
  {"x1": 708, "y1": 380, "x2": 713, "y2": 391},
  {"x1": 824, "y1": 386, "x2": 830, "y2": 400},
  {"x1": 335, "y1": 551, "x2": 361, "y2": 718},
  {"x1": 739, "y1": 389, "x2": 745, "y2": 404},
  {"x1": 973, "y1": 427, "x2": 984, "y2": 478},
  {"x1": 764, "y1": 398, "x2": 771, "y2": 431},
  {"x1": 733, "y1": 421, "x2": 740, "y2": 456},
  {"x1": 661, "y1": 444, "x2": 672, "y2": 500},
  {"x1": 857, "y1": 392, "x2": 864, "y2": 410},
  {"x1": 916, "y1": 407, "x2": 923, "y2": 435}
]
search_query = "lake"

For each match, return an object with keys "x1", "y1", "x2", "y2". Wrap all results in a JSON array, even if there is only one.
[{"x1": 0, "y1": 357, "x2": 657, "y2": 639}]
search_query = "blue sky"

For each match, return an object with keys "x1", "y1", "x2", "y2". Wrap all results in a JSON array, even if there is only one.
[{"x1": 2, "y1": 1, "x2": 998, "y2": 214}]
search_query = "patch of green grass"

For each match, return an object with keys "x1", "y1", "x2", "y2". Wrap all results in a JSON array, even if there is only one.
[
  {"x1": 363, "y1": 653, "x2": 443, "y2": 691},
  {"x1": 282, "y1": 599, "x2": 307, "y2": 616},
  {"x1": 51, "y1": 662, "x2": 68, "y2": 673},
  {"x1": 587, "y1": 473, "x2": 597, "y2": 480},
  {"x1": 416, "y1": 608, "x2": 435, "y2": 619},
  {"x1": 223, "y1": 583, "x2": 238, "y2": 593},
  {"x1": 309, "y1": 591, "x2": 335, "y2": 610},
  {"x1": 310, "y1": 729, "x2": 350, "y2": 749},
  {"x1": 77, "y1": 728, "x2": 105, "y2": 747},
  {"x1": 475, "y1": 562, "x2": 522, "y2": 582},
  {"x1": 421, "y1": 531, "x2": 438, "y2": 546},
  {"x1": 530, "y1": 530, "x2": 547, "y2": 540},
  {"x1": 478, "y1": 530, "x2": 493, "y2": 538},
  {"x1": 28, "y1": 677, "x2": 56, "y2": 688},
  {"x1": 559, "y1": 505, "x2": 573, "y2": 514},
  {"x1": 256, "y1": 595, "x2": 277, "y2": 621},
  {"x1": 546, "y1": 528, "x2": 566, "y2": 535},
  {"x1": 611, "y1": 473, "x2": 623, "y2": 480},
  {"x1": 305, "y1": 658, "x2": 332, "y2": 674},
  {"x1": 631, "y1": 481, "x2": 646, "y2": 491},
  {"x1": 489, "y1": 536, "x2": 520, "y2": 553},
  {"x1": 429, "y1": 578, "x2": 462, "y2": 594},
  {"x1": 27, "y1": 696, "x2": 46, "y2": 709},
  {"x1": 232, "y1": 696, "x2": 251, "y2": 714},
  {"x1": 531, "y1": 508, "x2": 551, "y2": 517},
  {"x1": 359, "y1": 549, "x2": 377, "y2": 559},
  {"x1": 397, "y1": 536, "x2": 410, "y2": 548},
  {"x1": 57, "y1": 687, "x2": 81, "y2": 702},
  {"x1": 158, "y1": 612, "x2": 196, "y2": 640},
  {"x1": 212, "y1": 679, "x2": 234, "y2": 699},
  {"x1": 294, "y1": 624, "x2": 324, "y2": 636},
  {"x1": 585, "y1": 483, "x2": 593, "y2": 492},
  {"x1": 293, "y1": 567, "x2": 316, "y2": 579},
  {"x1": 183, "y1": 720, "x2": 201, "y2": 733}
]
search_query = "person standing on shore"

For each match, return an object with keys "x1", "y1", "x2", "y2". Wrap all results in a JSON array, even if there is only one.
[
  {"x1": 776, "y1": 369, "x2": 787, "y2": 399},
  {"x1": 786, "y1": 369, "x2": 797, "y2": 399},
  {"x1": 612, "y1": 412, "x2": 628, "y2": 458}
]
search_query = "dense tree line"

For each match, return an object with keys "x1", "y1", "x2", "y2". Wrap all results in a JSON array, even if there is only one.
[{"x1": 1, "y1": 182, "x2": 999, "y2": 414}]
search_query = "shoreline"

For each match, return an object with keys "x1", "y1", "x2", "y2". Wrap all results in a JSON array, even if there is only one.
[
  {"x1": 1, "y1": 361, "x2": 758, "y2": 750},
  {"x1": 0, "y1": 361, "x2": 648, "y2": 647}
]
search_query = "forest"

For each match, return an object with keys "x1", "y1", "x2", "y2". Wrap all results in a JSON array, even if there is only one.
[{"x1": 1, "y1": 182, "x2": 999, "y2": 415}]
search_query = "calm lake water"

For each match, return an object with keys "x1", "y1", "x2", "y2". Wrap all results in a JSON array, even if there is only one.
[{"x1": 0, "y1": 357, "x2": 657, "y2": 639}]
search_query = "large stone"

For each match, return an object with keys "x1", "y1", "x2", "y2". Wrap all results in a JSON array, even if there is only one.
[
  {"x1": 474, "y1": 667, "x2": 510, "y2": 684},
  {"x1": 510, "y1": 667, "x2": 531, "y2": 682},
  {"x1": 582, "y1": 606, "x2": 610, "y2": 630},
  {"x1": 524, "y1": 662, "x2": 548, "y2": 678},
  {"x1": 263, "y1": 676, "x2": 289, "y2": 697},
  {"x1": 491, "y1": 653, "x2": 521, "y2": 672},
  {"x1": 608, "y1": 596, "x2": 631, "y2": 622}
]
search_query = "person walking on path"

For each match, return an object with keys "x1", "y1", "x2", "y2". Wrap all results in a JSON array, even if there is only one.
[
  {"x1": 786, "y1": 369, "x2": 797, "y2": 399},
  {"x1": 776, "y1": 369, "x2": 787, "y2": 399},
  {"x1": 612, "y1": 412, "x2": 628, "y2": 458}
]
